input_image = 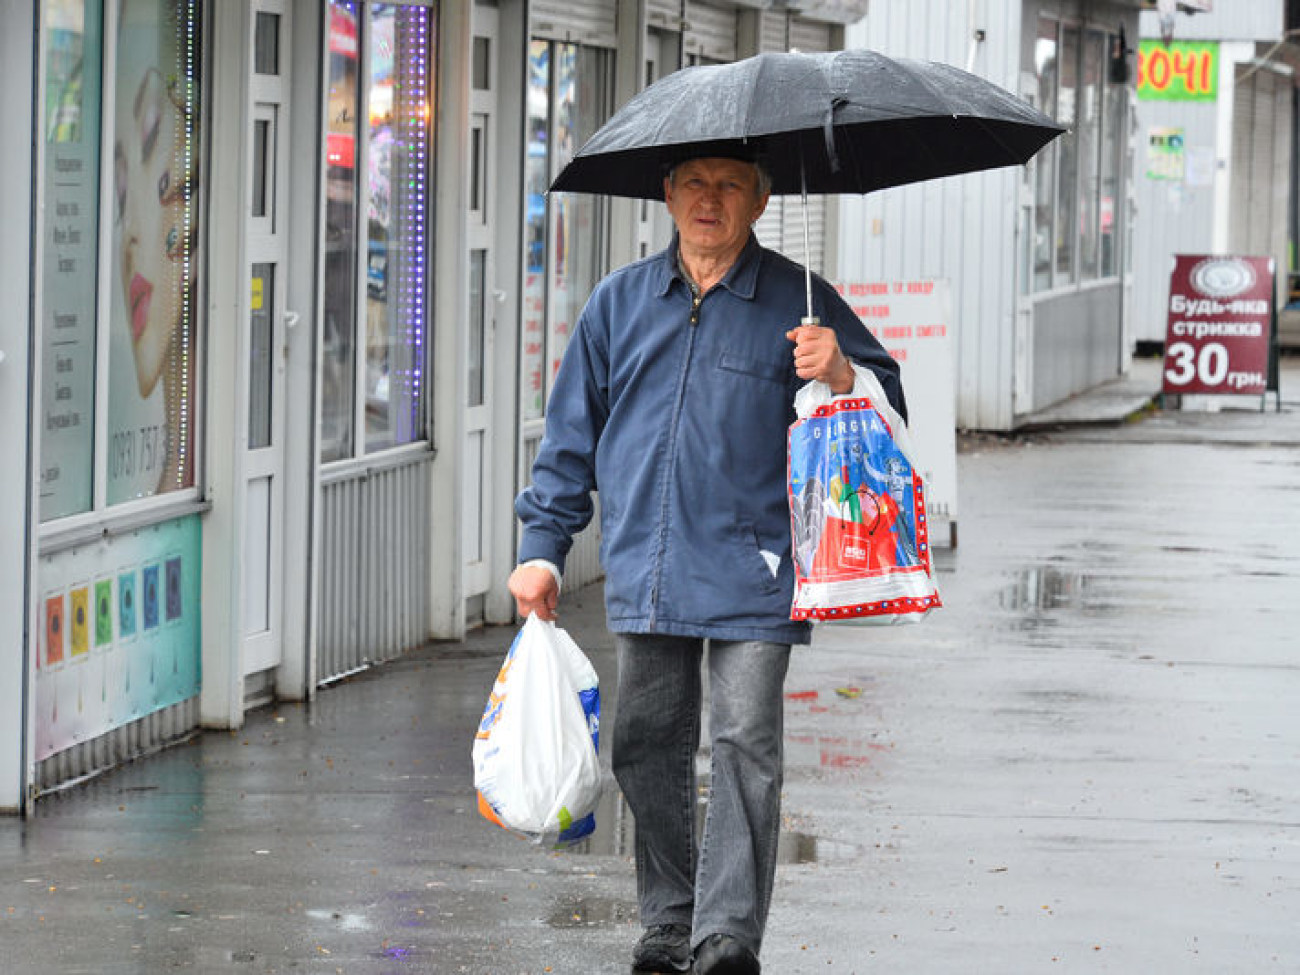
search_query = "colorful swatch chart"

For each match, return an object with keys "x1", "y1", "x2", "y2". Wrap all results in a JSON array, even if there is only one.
[{"x1": 35, "y1": 514, "x2": 201, "y2": 761}]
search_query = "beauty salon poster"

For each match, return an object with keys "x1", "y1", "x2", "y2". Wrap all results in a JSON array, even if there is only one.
[{"x1": 106, "y1": 0, "x2": 201, "y2": 504}]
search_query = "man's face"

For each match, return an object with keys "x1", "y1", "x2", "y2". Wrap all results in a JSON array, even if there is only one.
[{"x1": 663, "y1": 157, "x2": 769, "y2": 261}]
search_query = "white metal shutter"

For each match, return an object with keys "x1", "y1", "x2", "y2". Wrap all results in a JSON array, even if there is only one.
[
  {"x1": 759, "y1": 9, "x2": 787, "y2": 52},
  {"x1": 780, "y1": 17, "x2": 832, "y2": 272},
  {"x1": 684, "y1": 0, "x2": 737, "y2": 62},
  {"x1": 752, "y1": 11, "x2": 789, "y2": 252},
  {"x1": 531, "y1": 0, "x2": 618, "y2": 46},
  {"x1": 788, "y1": 17, "x2": 831, "y2": 53},
  {"x1": 648, "y1": 0, "x2": 683, "y2": 31},
  {"x1": 750, "y1": 15, "x2": 833, "y2": 272}
]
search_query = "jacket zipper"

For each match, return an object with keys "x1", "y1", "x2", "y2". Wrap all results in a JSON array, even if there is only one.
[{"x1": 647, "y1": 290, "x2": 703, "y2": 631}]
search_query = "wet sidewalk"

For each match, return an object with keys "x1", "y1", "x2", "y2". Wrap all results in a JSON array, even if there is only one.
[{"x1": 3, "y1": 358, "x2": 1299, "y2": 974}]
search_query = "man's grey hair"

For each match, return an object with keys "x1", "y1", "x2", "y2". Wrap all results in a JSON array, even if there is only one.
[{"x1": 667, "y1": 156, "x2": 772, "y2": 198}]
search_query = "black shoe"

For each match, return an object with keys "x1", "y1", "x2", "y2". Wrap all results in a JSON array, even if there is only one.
[
  {"x1": 692, "y1": 933, "x2": 760, "y2": 975},
  {"x1": 631, "y1": 923, "x2": 692, "y2": 973}
]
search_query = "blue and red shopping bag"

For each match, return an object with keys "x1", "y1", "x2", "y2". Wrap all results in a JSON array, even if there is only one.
[{"x1": 787, "y1": 367, "x2": 941, "y2": 622}]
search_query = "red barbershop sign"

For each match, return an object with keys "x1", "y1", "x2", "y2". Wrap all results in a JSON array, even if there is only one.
[{"x1": 1162, "y1": 255, "x2": 1272, "y2": 397}]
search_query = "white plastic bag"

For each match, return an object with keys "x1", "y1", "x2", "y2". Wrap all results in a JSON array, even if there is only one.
[{"x1": 472, "y1": 613, "x2": 602, "y2": 846}]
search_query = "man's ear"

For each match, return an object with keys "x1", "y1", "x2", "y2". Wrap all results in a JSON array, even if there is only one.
[{"x1": 663, "y1": 175, "x2": 674, "y2": 204}]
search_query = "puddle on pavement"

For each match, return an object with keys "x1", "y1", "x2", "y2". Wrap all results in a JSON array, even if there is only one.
[
  {"x1": 547, "y1": 893, "x2": 637, "y2": 928},
  {"x1": 1000, "y1": 566, "x2": 1100, "y2": 612},
  {"x1": 560, "y1": 781, "x2": 861, "y2": 870}
]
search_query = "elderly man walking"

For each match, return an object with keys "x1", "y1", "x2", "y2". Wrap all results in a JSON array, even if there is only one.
[{"x1": 509, "y1": 152, "x2": 906, "y2": 975}]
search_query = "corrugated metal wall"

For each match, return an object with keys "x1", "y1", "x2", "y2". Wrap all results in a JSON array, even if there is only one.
[
  {"x1": 839, "y1": 0, "x2": 1025, "y2": 429},
  {"x1": 1229, "y1": 61, "x2": 1292, "y2": 308},
  {"x1": 317, "y1": 453, "x2": 434, "y2": 683},
  {"x1": 1032, "y1": 284, "x2": 1123, "y2": 404},
  {"x1": 1130, "y1": 97, "x2": 1218, "y2": 343},
  {"x1": 1138, "y1": 1, "x2": 1283, "y2": 43}
]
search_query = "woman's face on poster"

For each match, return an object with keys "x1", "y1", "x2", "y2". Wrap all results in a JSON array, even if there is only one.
[{"x1": 115, "y1": 64, "x2": 192, "y2": 398}]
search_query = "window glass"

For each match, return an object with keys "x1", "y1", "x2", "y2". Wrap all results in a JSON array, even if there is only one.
[
  {"x1": 249, "y1": 263, "x2": 274, "y2": 449},
  {"x1": 521, "y1": 39, "x2": 550, "y2": 422},
  {"x1": 39, "y1": 0, "x2": 104, "y2": 520},
  {"x1": 1055, "y1": 24, "x2": 1080, "y2": 284},
  {"x1": 107, "y1": 0, "x2": 202, "y2": 504},
  {"x1": 1078, "y1": 30, "x2": 1103, "y2": 281},
  {"x1": 323, "y1": 1, "x2": 434, "y2": 460},
  {"x1": 469, "y1": 249, "x2": 487, "y2": 408},
  {"x1": 322, "y1": 0, "x2": 364, "y2": 462},
  {"x1": 1100, "y1": 34, "x2": 1124, "y2": 278},
  {"x1": 321, "y1": 0, "x2": 361, "y2": 461},
  {"x1": 520, "y1": 39, "x2": 612, "y2": 426},
  {"x1": 546, "y1": 43, "x2": 610, "y2": 401},
  {"x1": 364, "y1": 3, "x2": 434, "y2": 452},
  {"x1": 1032, "y1": 17, "x2": 1057, "y2": 292}
]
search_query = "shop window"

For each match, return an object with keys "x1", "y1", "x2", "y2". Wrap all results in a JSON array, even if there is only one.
[
  {"x1": 1031, "y1": 17, "x2": 1126, "y2": 294},
  {"x1": 1099, "y1": 39, "x2": 1125, "y2": 279},
  {"x1": 39, "y1": 0, "x2": 105, "y2": 519},
  {"x1": 520, "y1": 39, "x2": 613, "y2": 423},
  {"x1": 38, "y1": 0, "x2": 204, "y2": 518},
  {"x1": 1055, "y1": 24, "x2": 1080, "y2": 284},
  {"x1": 320, "y1": 0, "x2": 436, "y2": 463},
  {"x1": 1032, "y1": 17, "x2": 1058, "y2": 293},
  {"x1": 1078, "y1": 30, "x2": 1103, "y2": 281}
]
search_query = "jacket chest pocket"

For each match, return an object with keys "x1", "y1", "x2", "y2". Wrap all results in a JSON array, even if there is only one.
[{"x1": 717, "y1": 351, "x2": 788, "y2": 387}]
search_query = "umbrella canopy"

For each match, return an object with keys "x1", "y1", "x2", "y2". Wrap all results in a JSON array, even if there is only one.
[{"x1": 550, "y1": 49, "x2": 1066, "y2": 200}]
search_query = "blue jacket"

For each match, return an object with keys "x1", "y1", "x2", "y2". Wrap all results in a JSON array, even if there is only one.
[{"x1": 516, "y1": 235, "x2": 906, "y2": 644}]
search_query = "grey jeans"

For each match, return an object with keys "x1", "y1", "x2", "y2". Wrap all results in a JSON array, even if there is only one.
[{"x1": 611, "y1": 633, "x2": 792, "y2": 956}]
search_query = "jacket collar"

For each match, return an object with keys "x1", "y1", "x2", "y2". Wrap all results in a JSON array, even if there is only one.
[{"x1": 656, "y1": 233, "x2": 762, "y2": 301}]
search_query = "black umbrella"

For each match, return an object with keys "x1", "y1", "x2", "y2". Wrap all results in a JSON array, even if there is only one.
[{"x1": 550, "y1": 49, "x2": 1065, "y2": 317}]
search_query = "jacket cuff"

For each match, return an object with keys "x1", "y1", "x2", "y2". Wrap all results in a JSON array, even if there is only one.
[{"x1": 518, "y1": 530, "x2": 571, "y2": 577}]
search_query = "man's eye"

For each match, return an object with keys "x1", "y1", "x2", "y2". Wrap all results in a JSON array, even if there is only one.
[{"x1": 158, "y1": 170, "x2": 171, "y2": 201}]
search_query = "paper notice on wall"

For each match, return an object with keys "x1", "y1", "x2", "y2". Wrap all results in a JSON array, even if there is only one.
[{"x1": 834, "y1": 279, "x2": 958, "y2": 546}]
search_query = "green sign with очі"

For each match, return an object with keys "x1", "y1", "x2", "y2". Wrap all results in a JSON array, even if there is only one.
[{"x1": 1138, "y1": 40, "x2": 1218, "y2": 102}]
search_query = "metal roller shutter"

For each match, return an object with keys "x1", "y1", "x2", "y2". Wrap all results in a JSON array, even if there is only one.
[
  {"x1": 759, "y1": 10, "x2": 787, "y2": 52},
  {"x1": 684, "y1": 0, "x2": 738, "y2": 62},
  {"x1": 788, "y1": 17, "x2": 831, "y2": 53},
  {"x1": 752, "y1": 16, "x2": 833, "y2": 272},
  {"x1": 531, "y1": 0, "x2": 618, "y2": 47},
  {"x1": 648, "y1": 0, "x2": 683, "y2": 31}
]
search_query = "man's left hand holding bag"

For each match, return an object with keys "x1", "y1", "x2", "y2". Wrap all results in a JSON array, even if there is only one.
[{"x1": 508, "y1": 561, "x2": 560, "y2": 621}]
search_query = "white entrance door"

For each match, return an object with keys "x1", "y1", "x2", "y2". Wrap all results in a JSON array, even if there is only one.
[
  {"x1": 463, "y1": 4, "x2": 499, "y2": 604},
  {"x1": 243, "y1": 2, "x2": 290, "y2": 676}
]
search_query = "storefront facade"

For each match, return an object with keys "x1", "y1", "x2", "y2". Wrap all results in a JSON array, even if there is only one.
[
  {"x1": 1129, "y1": 0, "x2": 1297, "y2": 351},
  {"x1": 2, "y1": 0, "x2": 863, "y2": 813},
  {"x1": 835, "y1": 0, "x2": 1142, "y2": 430}
]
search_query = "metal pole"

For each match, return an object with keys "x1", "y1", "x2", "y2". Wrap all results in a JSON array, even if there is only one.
[{"x1": 801, "y1": 153, "x2": 817, "y2": 326}]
